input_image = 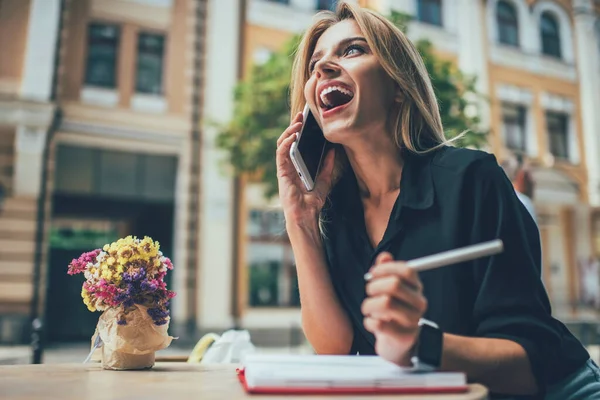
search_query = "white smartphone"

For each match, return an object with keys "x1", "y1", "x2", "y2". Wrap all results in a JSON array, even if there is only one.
[{"x1": 289, "y1": 104, "x2": 330, "y2": 192}]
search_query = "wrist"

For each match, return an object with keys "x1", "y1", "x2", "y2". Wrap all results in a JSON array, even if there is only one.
[
  {"x1": 409, "y1": 319, "x2": 443, "y2": 371},
  {"x1": 285, "y1": 212, "x2": 320, "y2": 236},
  {"x1": 285, "y1": 220, "x2": 323, "y2": 253}
]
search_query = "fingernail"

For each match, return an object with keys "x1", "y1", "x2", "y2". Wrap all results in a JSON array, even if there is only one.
[{"x1": 364, "y1": 272, "x2": 373, "y2": 281}]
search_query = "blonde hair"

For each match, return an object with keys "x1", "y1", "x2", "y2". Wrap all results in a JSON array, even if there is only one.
[{"x1": 290, "y1": 1, "x2": 454, "y2": 155}]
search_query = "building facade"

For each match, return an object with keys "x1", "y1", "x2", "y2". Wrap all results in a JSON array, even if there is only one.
[{"x1": 0, "y1": 0, "x2": 233, "y2": 345}]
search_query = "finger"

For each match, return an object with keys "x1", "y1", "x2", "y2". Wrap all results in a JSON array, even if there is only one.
[
  {"x1": 361, "y1": 295, "x2": 423, "y2": 326},
  {"x1": 292, "y1": 111, "x2": 303, "y2": 124},
  {"x1": 363, "y1": 316, "x2": 418, "y2": 337},
  {"x1": 276, "y1": 133, "x2": 298, "y2": 172},
  {"x1": 368, "y1": 262, "x2": 422, "y2": 291},
  {"x1": 276, "y1": 112, "x2": 303, "y2": 147},
  {"x1": 374, "y1": 252, "x2": 394, "y2": 266},
  {"x1": 365, "y1": 278, "x2": 427, "y2": 313},
  {"x1": 276, "y1": 121, "x2": 303, "y2": 148}
]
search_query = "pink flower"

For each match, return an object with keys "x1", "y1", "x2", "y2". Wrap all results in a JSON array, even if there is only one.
[
  {"x1": 162, "y1": 257, "x2": 173, "y2": 270},
  {"x1": 67, "y1": 249, "x2": 101, "y2": 275}
]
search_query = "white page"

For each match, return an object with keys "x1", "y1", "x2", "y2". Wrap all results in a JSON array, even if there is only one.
[{"x1": 243, "y1": 354, "x2": 466, "y2": 389}]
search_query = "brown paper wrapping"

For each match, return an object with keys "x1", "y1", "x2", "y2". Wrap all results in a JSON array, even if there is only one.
[{"x1": 95, "y1": 304, "x2": 174, "y2": 370}]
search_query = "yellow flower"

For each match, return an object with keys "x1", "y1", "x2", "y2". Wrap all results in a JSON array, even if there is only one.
[
  {"x1": 107, "y1": 257, "x2": 116, "y2": 266},
  {"x1": 118, "y1": 246, "x2": 133, "y2": 261}
]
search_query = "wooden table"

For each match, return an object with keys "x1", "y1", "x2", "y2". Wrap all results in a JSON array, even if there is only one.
[{"x1": 0, "y1": 363, "x2": 489, "y2": 400}]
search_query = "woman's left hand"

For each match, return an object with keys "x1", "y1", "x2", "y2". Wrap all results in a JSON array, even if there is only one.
[{"x1": 361, "y1": 252, "x2": 428, "y2": 367}]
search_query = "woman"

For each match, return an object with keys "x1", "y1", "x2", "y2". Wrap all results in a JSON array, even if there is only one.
[{"x1": 275, "y1": 2, "x2": 600, "y2": 399}]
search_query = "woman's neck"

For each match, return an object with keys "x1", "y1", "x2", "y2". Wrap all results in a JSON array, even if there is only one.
[{"x1": 344, "y1": 137, "x2": 404, "y2": 200}]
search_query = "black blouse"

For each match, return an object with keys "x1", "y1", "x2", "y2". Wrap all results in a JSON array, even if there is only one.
[{"x1": 321, "y1": 146, "x2": 589, "y2": 396}]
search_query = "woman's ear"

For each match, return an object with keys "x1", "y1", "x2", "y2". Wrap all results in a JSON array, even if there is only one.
[{"x1": 394, "y1": 88, "x2": 405, "y2": 103}]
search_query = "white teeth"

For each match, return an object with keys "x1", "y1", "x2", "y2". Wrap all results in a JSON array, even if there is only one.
[{"x1": 319, "y1": 85, "x2": 354, "y2": 107}]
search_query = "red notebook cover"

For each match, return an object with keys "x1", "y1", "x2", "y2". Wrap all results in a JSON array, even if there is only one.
[{"x1": 236, "y1": 367, "x2": 469, "y2": 395}]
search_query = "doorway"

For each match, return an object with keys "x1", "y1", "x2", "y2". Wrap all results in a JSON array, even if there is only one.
[{"x1": 45, "y1": 145, "x2": 177, "y2": 343}]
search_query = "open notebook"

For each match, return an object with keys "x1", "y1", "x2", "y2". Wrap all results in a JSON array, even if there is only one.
[{"x1": 237, "y1": 354, "x2": 468, "y2": 395}]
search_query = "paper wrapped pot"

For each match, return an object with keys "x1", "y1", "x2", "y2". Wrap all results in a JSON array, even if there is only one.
[{"x1": 96, "y1": 304, "x2": 174, "y2": 370}]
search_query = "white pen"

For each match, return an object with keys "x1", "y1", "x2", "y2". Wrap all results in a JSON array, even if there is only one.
[{"x1": 364, "y1": 239, "x2": 504, "y2": 281}]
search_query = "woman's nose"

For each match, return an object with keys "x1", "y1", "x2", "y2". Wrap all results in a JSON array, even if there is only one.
[{"x1": 315, "y1": 58, "x2": 340, "y2": 78}]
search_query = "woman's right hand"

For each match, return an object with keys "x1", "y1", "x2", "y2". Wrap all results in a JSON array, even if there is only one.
[{"x1": 276, "y1": 111, "x2": 336, "y2": 229}]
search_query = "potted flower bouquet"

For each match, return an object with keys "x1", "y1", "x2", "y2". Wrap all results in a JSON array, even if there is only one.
[{"x1": 68, "y1": 236, "x2": 175, "y2": 370}]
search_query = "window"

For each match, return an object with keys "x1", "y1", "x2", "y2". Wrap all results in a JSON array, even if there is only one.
[
  {"x1": 247, "y1": 208, "x2": 299, "y2": 308},
  {"x1": 85, "y1": 23, "x2": 120, "y2": 88},
  {"x1": 54, "y1": 145, "x2": 177, "y2": 202},
  {"x1": 417, "y1": 0, "x2": 442, "y2": 26},
  {"x1": 546, "y1": 112, "x2": 569, "y2": 160},
  {"x1": 267, "y1": 0, "x2": 289, "y2": 3},
  {"x1": 248, "y1": 259, "x2": 299, "y2": 307},
  {"x1": 316, "y1": 0, "x2": 336, "y2": 11},
  {"x1": 540, "y1": 12, "x2": 561, "y2": 58},
  {"x1": 136, "y1": 33, "x2": 166, "y2": 95},
  {"x1": 496, "y1": 1, "x2": 519, "y2": 47},
  {"x1": 247, "y1": 209, "x2": 286, "y2": 238},
  {"x1": 502, "y1": 103, "x2": 527, "y2": 153}
]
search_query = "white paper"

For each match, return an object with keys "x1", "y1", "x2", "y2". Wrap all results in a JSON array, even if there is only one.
[
  {"x1": 200, "y1": 329, "x2": 256, "y2": 364},
  {"x1": 242, "y1": 354, "x2": 466, "y2": 389}
]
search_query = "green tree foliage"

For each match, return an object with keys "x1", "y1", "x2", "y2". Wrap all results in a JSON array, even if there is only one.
[{"x1": 216, "y1": 11, "x2": 488, "y2": 198}]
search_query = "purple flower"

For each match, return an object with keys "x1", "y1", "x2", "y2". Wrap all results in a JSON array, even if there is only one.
[
  {"x1": 147, "y1": 307, "x2": 170, "y2": 325},
  {"x1": 133, "y1": 268, "x2": 147, "y2": 281},
  {"x1": 117, "y1": 319, "x2": 127, "y2": 325},
  {"x1": 141, "y1": 281, "x2": 158, "y2": 292}
]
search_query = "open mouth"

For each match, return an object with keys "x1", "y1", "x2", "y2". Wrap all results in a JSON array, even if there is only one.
[{"x1": 319, "y1": 85, "x2": 354, "y2": 112}]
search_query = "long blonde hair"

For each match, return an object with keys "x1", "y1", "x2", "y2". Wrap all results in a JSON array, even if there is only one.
[{"x1": 290, "y1": 1, "x2": 453, "y2": 155}]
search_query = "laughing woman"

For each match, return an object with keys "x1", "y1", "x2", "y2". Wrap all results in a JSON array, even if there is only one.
[{"x1": 275, "y1": 2, "x2": 600, "y2": 399}]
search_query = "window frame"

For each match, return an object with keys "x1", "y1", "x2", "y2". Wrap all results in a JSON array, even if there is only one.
[
  {"x1": 135, "y1": 31, "x2": 167, "y2": 95},
  {"x1": 546, "y1": 111, "x2": 570, "y2": 161},
  {"x1": 540, "y1": 11, "x2": 562, "y2": 59},
  {"x1": 496, "y1": 0, "x2": 519, "y2": 47},
  {"x1": 416, "y1": 0, "x2": 443, "y2": 27},
  {"x1": 84, "y1": 22, "x2": 121, "y2": 89},
  {"x1": 502, "y1": 103, "x2": 528, "y2": 153},
  {"x1": 316, "y1": 0, "x2": 337, "y2": 11}
]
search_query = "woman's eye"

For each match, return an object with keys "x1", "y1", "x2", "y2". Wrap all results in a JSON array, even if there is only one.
[
  {"x1": 309, "y1": 60, "x2": 317, "y2": 73},
  {"x1": 344, "y1": 44, "x2": 365, "y2": 56}
]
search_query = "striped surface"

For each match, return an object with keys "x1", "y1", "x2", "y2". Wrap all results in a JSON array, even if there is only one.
[{"x1": 0, "y1": 196, "x2": 37, "y2": 311}]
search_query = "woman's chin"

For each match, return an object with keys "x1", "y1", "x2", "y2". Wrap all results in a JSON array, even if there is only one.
[
  {"x1": 323, "y1": 129, "x2": 348, "y2": 145},
  {"x1": 322, "y1": 121, "x2": 357, "y2": 144}
]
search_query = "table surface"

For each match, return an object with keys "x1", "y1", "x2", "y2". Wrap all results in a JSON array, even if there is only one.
[{"x1": 0, "y1": 363, "x2": 489, "y2": 400}]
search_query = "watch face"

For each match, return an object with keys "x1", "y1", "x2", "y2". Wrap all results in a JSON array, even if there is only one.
[{"x1": 418, "y1": 324, "x2": 443, "y2": 367}]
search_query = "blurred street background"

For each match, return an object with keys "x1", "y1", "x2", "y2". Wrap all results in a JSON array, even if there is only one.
[{"x1": 0, "y1": 0, "x2": 599, "y2": 365}]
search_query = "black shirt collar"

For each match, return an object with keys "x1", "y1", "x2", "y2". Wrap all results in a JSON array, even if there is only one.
[
  {"x1": 397, "y1": 150, "x2": 435, "y2": 212},
  {"x1": 334, "y1": 149, "x2": 436, "y2": 220}
]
